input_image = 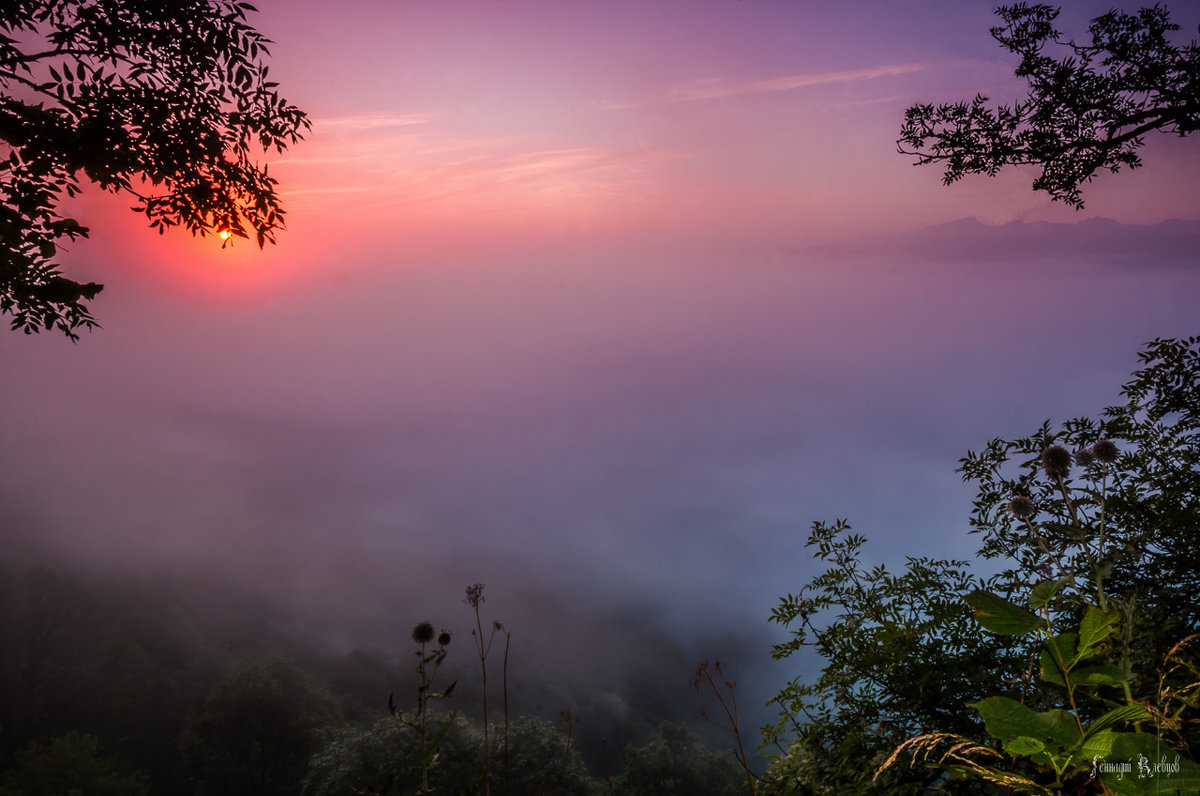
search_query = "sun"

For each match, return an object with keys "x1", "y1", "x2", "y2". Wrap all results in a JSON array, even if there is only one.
[{"x1": 218, "y1": 228, "x2": 232, "y2": 241}]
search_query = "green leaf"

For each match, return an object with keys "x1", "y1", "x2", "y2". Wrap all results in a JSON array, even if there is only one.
[
  {"x1": 1004, "y1": 736, "x2": 1046, "y2": 756},
  {"x1": 1074, "y1": 605, "x2": 1119, "y2": 663},
  {"x1": 972, "y1": 696, "x2": 1081, "y2": 755},
  {"x1": 965, "y1": 590, "x2": 1046, "y2": 635},
  {"x1": 1102, "y1": 733, "x2": 1200, "y2": 795},
  {"x1": 1028, "y1": 575, "x2": 1073, "y2": 609},
  {"x1": 1069, "y1": 662, "x2": 1129, "y2": 687},
  {"x1": 1079, "y1": 728, "x2": 1118, "y2": 760},
  {"x1": 1084, "y1": 704, "x2": 1150, "y2": 739},
  {"x1": 1040, "y1": 633, "x2": 1079, "y2": 686}
]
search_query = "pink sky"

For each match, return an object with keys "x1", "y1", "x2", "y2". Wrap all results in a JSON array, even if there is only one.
[
  {"x1": 68, "y1": 0, "x2": 1195, "y2": 288},
  {"x1": 4, "y1": 0, "x2": 1200, "y2": 720}
]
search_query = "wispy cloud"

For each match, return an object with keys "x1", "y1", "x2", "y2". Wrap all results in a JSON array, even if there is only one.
[
  {"x1": 279, "y1": 136, "x2": 686, "y2": 213},
  {"x1": 369, "y1": 145, "x2": 685, "y2": 209},
  {"x1": 601, "y1": 63, "x2": 923, "y2": 109},
  {"x1": 311, "y1": 113, "x2": 435, "y2": 132}
]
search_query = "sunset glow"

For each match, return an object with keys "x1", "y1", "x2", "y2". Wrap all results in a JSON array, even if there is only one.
[{"x1": 3, "y1": 3, "x2": 1199, "y2": 785}]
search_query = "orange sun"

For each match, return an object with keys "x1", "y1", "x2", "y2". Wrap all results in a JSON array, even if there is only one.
[{"x1": 218, "y1": 228, "x2": 232, "y2": 241}]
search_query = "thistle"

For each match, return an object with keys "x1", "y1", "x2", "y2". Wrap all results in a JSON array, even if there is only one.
[
  {"x1": 1040, "y1": 445, "x2": 1072, "y2": 480},
  {"x1": 1092, "y1": 439, "x2": 1119, "y2": 463},
  {"x1": 1008, "y1": 496, "x2": 1036, "y2": 520}
]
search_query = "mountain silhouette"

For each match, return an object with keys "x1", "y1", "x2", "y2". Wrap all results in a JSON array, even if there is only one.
[{"x1": 808, "y1": 217, "x2": 1200, "y2": 267}]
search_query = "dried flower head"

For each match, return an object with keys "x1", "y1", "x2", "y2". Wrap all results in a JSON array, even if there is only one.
[
  {"x1": 464, "y1": 583, "x2": 486, "y2": 609},
  {"x1": 412, "y1": 621, "x2": 436, "y2": 645},
  {"x1": 437, "y1": 630, "x2": 452, "y2": 647},
  {"x1": 1040, "y1": 445, "x2": 1072, "y2": 480},
  {"x1": 1073, "y1": 448, "x2": 1095, "y2": 467},
  {"x1": 1092, "y1": 439, "x2": 1119, "y2": 464},
  {"x1": 1009, "y1": 495, "x2": 1037, "y2": 520}
]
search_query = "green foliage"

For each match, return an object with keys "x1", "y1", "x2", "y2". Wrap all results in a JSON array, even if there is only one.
[
  {"x1": 0, "y1": 732, "x2": 148, "y2": 796},
  {"x1": 493, "y1": 714, "x2": 600, "y2": 796},
  {"x1": 884, "y1": 588, "x2": 1200, "y2": 793},
  {"x1": 191, "y1": 658, "x2": 341, "y2": 796},
  {"x1": 884, "y1": 410, "x2": 1200, "y2": 793},
  {"x1": 617, "y1": 721, "x2": 747, "y2": 796},
  {"x1": 765, "y1": 337, "x2": 1200, "y2": 795},
  {"x1": 965, "y1": 589, "x2": 1046, "y2": 636},
  {"x1": 961, "y1": 337, "x2": 1200, "y2": 697},
  {"x1": 301, "y1": 715, "x2": 485, "y2": 796},
  {"x1": 899, "y1": 4, "x2": 1200, "y2": 208},
  {"x1": 302, "y1": 714, "x2": 602, "y2": 796},
  {"x1": 0, "y1": 0, "x2": 308, "y2": 338},
  {"x1": 761, "y1": 521, "x2": 1013, "y2": 794}
]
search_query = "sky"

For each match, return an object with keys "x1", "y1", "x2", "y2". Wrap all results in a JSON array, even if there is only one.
[{"x1": 3, "y1": 0, "x2": 1200, "y2": 732}]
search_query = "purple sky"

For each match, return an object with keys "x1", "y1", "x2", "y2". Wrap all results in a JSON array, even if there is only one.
[{"x1": 3, "y1": 0, "x2": 1200, "y2": 721}]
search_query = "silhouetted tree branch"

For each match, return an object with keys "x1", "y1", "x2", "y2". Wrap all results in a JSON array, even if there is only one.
[
  {"x1": 898, "y1": 4, "x2": 1199, "y2": 208},
  {"x1": 0, "y1": 0, "x2": 309, "y2": 339}
]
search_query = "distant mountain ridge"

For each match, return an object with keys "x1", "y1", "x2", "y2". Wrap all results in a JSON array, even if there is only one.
[{"x1": 809, "y1": 217, "x2": 1200, "y2": 266}]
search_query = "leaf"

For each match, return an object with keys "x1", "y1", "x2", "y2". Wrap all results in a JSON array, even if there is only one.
[
  {"x1": 965, "y1": 590, "x2": 1046, "y2": 635},
  {"x1": 1102, "y1": 733, "x2": 1200, "y2": 795},
  {"x1": 1069, "y1": 662, "x2": 1128, "y2": 687},
  {"x1": 1084, "y1": 704, "x2": 1150, "y2": 739},
  {"x1": 1028, "y1": 575, "x2": 1073, "y2": 609},
  {"x1": 1040, "y1": 633, "x2": 1079, "y2": 686},
  {"x1": 1043, "y1": 521, "x2": 1087, "y2": 540},
  {"x1": 972, "y1": 696, "x2": 1081, "y2": 755},
  {"x1": 1005, "y1": 736, "x2": 1046, "y2": 756},
  {"x1": 1074, "y1": 605, "x2": 1119, "y2": 663},
  {"x1": 1079, "y1": 728, "x2": 1118, "y2": 760}
]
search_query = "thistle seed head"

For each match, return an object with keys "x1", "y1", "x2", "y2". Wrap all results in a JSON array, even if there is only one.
[
  {"x1": 1040, "y1": 445, "x2": 1072, "y2": 480},
  {"x1": 412, "y1": 621, "x2": 435, "y2": 645},
  {"x1": 1073, "y1": 448, "x2": 1095, "y2": 467},
  {"x1": 1009, "y1": 495, "x2": 1037, "y2": 520},
  {"x1": 1092, "y1": 439, "x2": 1119, "y2": 464}
]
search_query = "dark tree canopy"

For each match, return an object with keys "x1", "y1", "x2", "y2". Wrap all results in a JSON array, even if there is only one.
[
  {"x1": 0, "y1": 0, "x2": 309, "y2": 339},
  {"x1": 763, "y1": 338, "x2": 1200, "y2": 794},
  {"x1": 899, "y1": 4, "x2": 1199, "y2": 208}
]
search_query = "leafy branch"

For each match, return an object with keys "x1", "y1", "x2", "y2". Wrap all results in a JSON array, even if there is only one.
[{"x1": 899, "y1": 4, "x2": 1200, "y2": 208}]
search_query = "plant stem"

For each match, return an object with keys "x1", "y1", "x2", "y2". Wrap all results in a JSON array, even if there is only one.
[{"x1": 502, "y1": 630, "x2": 511, "y2": 796}]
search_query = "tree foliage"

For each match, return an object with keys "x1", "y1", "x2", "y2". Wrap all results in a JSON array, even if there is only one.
[
  {"x1": 191, "y1": 658, "x2": 341, "y2": 796},
  {"x1": 301, "y1": 715, "x2": 485, "y2": 796},
  {"x1": 617, "y1": 721, "x2": 748, "y2": 796},
  {"x1": 898, "y1": 4, "x2": 1199, "y2": 208},
  {"x1": 0, "y1": 0, "x2": 308, "y2": 338},
  {"x1": 301, "y1": 714, "x2": 602, "y2": 796},
  {"x1": 883, "y1": 417, "x2": 1200, "y2": 793},
  {"x1": 764, "y1": 337, "x2": 1200, "y2": 794},
  {"x1": 0, "y1": 732, "x2": 148, "y2": 796},
  {"x1": 760, "y1": 523, "x2": 1012, "y2": 795}
]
